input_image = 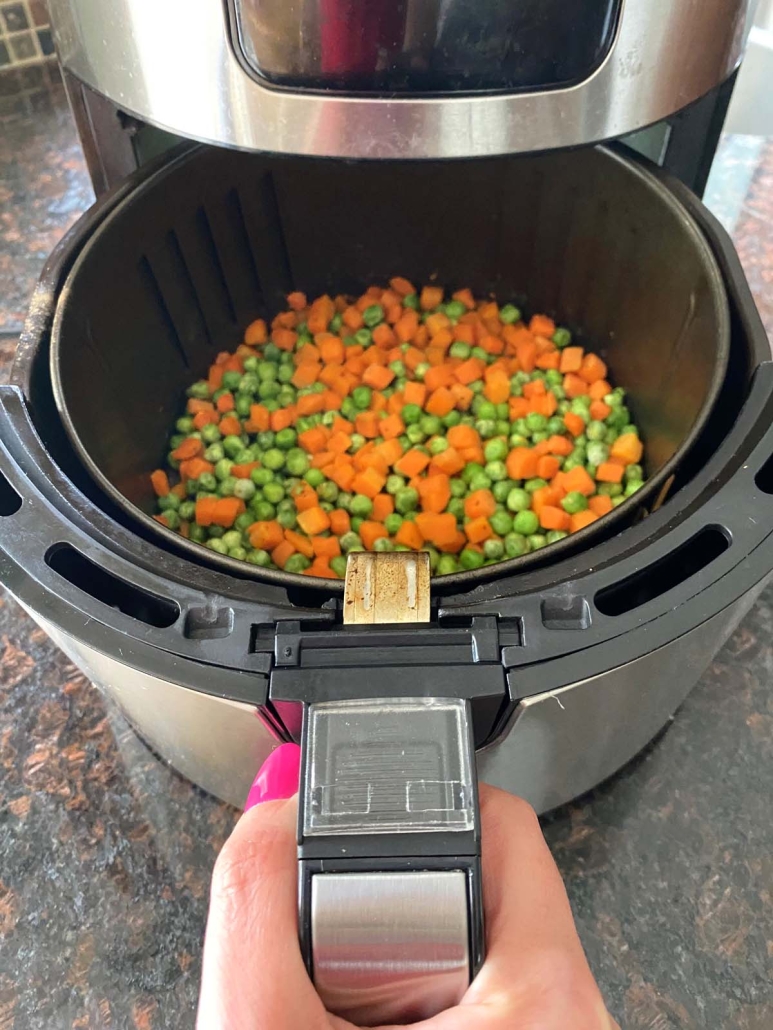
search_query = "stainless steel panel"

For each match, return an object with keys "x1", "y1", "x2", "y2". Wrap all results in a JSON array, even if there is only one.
[
  {"x1": 48, "y1": 0, "x2": 752, "y2": 159},
  {"x1": 23, "y1": 609, "x2": 281, "y2": 809},
  {"x1": 311, "y1": 870, "x2": 469, "y2": 1025},
  {"x1": 477, "y1": 586, "x2": 767, "y2": 812}
]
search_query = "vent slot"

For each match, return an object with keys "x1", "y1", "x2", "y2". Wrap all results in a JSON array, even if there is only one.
[
  {"x1": 541, "y1": 596, "x2": 591, "y2": 631},
  {"x1": 595, "y1": 527, "x2": 729, "y2": 617},
  {"x1": 755, "y1": 451, "x2": 773, "y2": 494},
  {"x1": 0, "y1": 470, "x2": 21, "y2": 516},
  {"x1": 184, "y1": 606, "x2": 234, "y2": 640},
  {"x1": 46, "y1": 544, "x2": 180, "y2": 628}
]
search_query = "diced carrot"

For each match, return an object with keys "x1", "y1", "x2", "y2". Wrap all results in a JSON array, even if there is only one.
[
  {"x1": 465, "y1": 516, "x2": 493, "y2": 544},
  {"x1": 420, "y1": 285, "x2": 444, "y2": 310},
  {"x1": 244, "y1": 319, "x2": 268, "y2": 346},
  {"x1": 372, "y1": 494, "x2": 395, "y2": 522},
  {"x1": 296, "y1": 393, "x2": 326, "y2": 417},
  {"x1": 395, "y1": 519, "x2": 425, "y2": 550},
  {"x1": 298, "y1": 427, "x2": 329, "y2": 454},
  {"x1": 395, "y1": 309, "x2": 420, "y2": 343},
  {"x1": 483, "y1": 374, "x2": 510, "y2": 405},
  {"x1": 273, "y1": 328, "x2": 298, "y2": 351},
  {"x1": 529, "y1": 314, "x2": 555, "y2": 337},
  {"x1": 150, "y1": 469, "x2": 170, "y2": 497},
  {"x1": 559, "y1": 347, "x2": 584, "y2": 373},
  {"x1": 375, "y1": 437, "x2": 404, "y2": 466},
  {"x1": 187, "y1": 398, "x2": 216, "y2": 416},
  {"x1": 455, "y1": 357, "x2": 486, "y2": 385},
  {"x1": 350, "y1": 411, "x2": 376, "y2": 439},
  {"x1": 232, "y1": 462, "x2": 260, "y2": 479},
  {"x1": 296, "y1": 506, "x2": 332, "y2": 536},
  {"x1": 327, "y1": 431, "x2": 352, "y2": 455},
  {"x1": 579, "y1": 353, "x2": 608, "y2": 384},
  {"x1": 286, "y1": 291, "x2": 307, "y2": 312},
  {"x1": 596, "y1": 462, "x2": 625, "y2": 484},
  {"x1": 327, "y1": 462, "x2": 356, "y2": 492},
  {"x1": 389, "y1": 276, "x2": 415, "y2": 296},
  {"x1": 207, "y1": 364, "x2": 225, "y2": 393},
  {"x1": 371, "y1": 323, "x2": 396, "y2": 350},
  {"x1": 292, "y1": 363, "x2": 321, "y2": 388},
  {"x1": 563, "y1": 373, "x2": 589, "y2": 399},
  {"x1": 439, "y1": 530, "x2": 468, "y2": 554},
  {"x1": 218, "y1": 416, "x2": 242, "y2": 437},
  {"x1": 284, "y1": 529, "x2": 315, "y2": 559},
  {"x1": 531, "y1": 486, "x2": 563, "y2": 515},
  {"x1": 561, "y1": 466, "x2": 597, "y2": 497},
  {"x1": 545, "y1": 435, "x2": 572, "y2": 457},
  {"x1": 537, "y1": 455, "x2": 560, "y2": 480},
  {"x1": 171, "y1": 437, "x2": 203, "y2": 461},
  {"x1": 311, "y1": 451, "x2": 336, "y2": 470},
  {"x1": 589, "y1": 494, "x2": 614, "y2": 517},
  {"x1": 352, "y1": 466, "x2": 387, "y2": 499},
  {"x1": 535, "y1": 350, "x2": 560, "y2": 370},
  {"x1": 329, "y1": 510, "x2": 351, "y2": 537},
  {"x1": 610, "y1": 433, "x2": 643, "y2": 465},
  {"x1": 343, "y1": 305, "x2": 364, "y2": 330},
  {"x1": 305, "y1": 558, "x2": 338, "y2": 579},
  {"x1": 414, "y1": 512, "x2": 458, "y2": 548},
  {"x1": 516, "y1": 339, "x2": 537, "y2": 373},
  {"x1": 171, "y1": 483, "x2": 187, "y2": 500},
  {"x1": 446, "y1": 425, "x2": 480, "y2": 451},
  {"x1": 318, "y1": 336, "x2": 345, "y2": 364},
  {"x1": 429, "y1": 446, "x2": 465, "y2": 477},
  {"x1": 247, "y1": 404, "x2": 271, "y2": 432},
  {"x1": 373, "y1": 414, "x2": 401, "y2": 442},
  {"x1": 362, "y1": 364, "x2": 395, "y2": 390},
  {"x1": 569, "y1": 510, "x2": 599, "y2": 533},
  {"x1": 307, "y1": 294, "x2": 335, "y2": 335},
  {"x1": 292, "y1": 482, "x2": 319, "y2": 512},
  {"x1": 271, "y1": 406, "x2": 296, "y2": 431},
  {"x1": 509, "y1": 397, "x2": 530, "y2": 420},
  {"x1": 590, "y1": 400, "x2": 612, "y2": 421},
  {"x1": 423, "y1": 364, "x2": 455, "y2": 392},
  {"x1": 312, "y1": 535, "x2": 341, "y2": 559},
  {"x1": 425, "y1": 387, "x2": 455, "y2": 417},
  {"x1": 451, "y1": 287, "x2": 475, "y2": 310},
  {"x1": 247, "y1": 520, "x2": 284, "y2": 551},
  {"x1": 464, "y1": 489, "x2": 497, "y2": 520},
  {"x1": 564, "y1": 412, "x2": 585, "y2": 437},
  {"x1": 271, "y1": 540, "x2": 296, "y2": 569},
  {"x1": 539, "y1": 506, "x2": 570, "y2": 532},
  {"x1": 360, "y1": 521, "x2": 389, "y2": 549},
  {"x1": 589, "y1": 379, "x2": 612, "y2": 401},
  {"x1": 418, "y1": 473, "x2": 451, "y2": 514},
  {"x1": 394, "y1": 449, "x2": 431, "y2": 478},
  {"x1": 179, "y1": 458, "x2": 214, "y2": 481},
  {"x1": 506, "y1": 448, "x2": 539, "y2": 481}
]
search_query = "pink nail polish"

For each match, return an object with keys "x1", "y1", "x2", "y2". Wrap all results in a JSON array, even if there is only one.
[{"x1": 244, "y1": 743, "x2": 301, "y2": 809}]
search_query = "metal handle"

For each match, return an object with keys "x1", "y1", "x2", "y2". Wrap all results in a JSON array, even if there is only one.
[{"x1": 297, "y1": 553, "x2": 484, "y2": 1026}]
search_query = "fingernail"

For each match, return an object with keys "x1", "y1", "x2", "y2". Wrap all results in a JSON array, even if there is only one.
[{"x1": 244, "y1": 743, "x2": 301, "y2": 810}]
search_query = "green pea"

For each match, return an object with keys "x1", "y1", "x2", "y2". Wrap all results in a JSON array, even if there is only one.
[
  {"x1": 586, "y1": 442, "x2": 609, "y2": 467},
  {"x1": 274, "y1": 427, "x2": 296, "y2": 450},
  {"x1": 449, "y1": 341, "x2": 471, "y2": 360},
  {"x1": 406, "y1": 424, "x2": 426, "y2": 445},
  {"x1": 506, "y1": 488, "x2": 531, "y2": 512},
  {"x1": 234, "y1": 511, "x2": 253, "y2": 533},
  {"x1": 531, "y1": 431, "x2": 549, "y2": 444},
  {"x1": 500, "y1": 304, "x2": 521, "y2": 324},
  {"x1": 257, "y1": 431, "x2": 275, "y2": 449},
  {"x1": 327, "y1": 555, "x2": 346, "y2": 578},
  {"x1": 354, "y1": 328, "x2": 372, "y2": 347},
  {"x1": 476, "y1": 419, "x2": 497, "y2": 440},
  {"x1": 233, "y1": 478, "x2": 256, "y2": 502},
  {"x1": 625, "y1": 480, "x2": 644, "y2": 497},
  {"x1": 262, "y1": 448, "x2": 285, "y2": 471},
  {"x1": 625, "y1": 463, "x2": 644, "y2": 482},
  {"x1": 435, "y1": 554, "x2": 458, "y2": 575},
  {"x1": 524, "y1": 478, "x2": 548, "y2": 493},
  {"x1": 340, "y1": 531, "x2": 362, "y2": 552},
  {"x1": 547, "y1": 417, "x2": 565, "y2": 436},
  {"x1": 429, "y1": 437, "x2": 449, "y2": 456},
  {"x1": 485, "y1": 461, "x2": 508, "y2": 482},
  {"x1": 527, "y1": 533, "x2": 548, "y2": 550},
  {"x1": 373, "y1": 536, "x2": 394, "y2": 552},
  {"x1": 246, "y1": 548, "x2": 272, "y2": 567},
  {"x1": 214, "y1": 458, "x2": 234, "y2": 481},
  {"x1": 362, "y1": 304, "x2": 384, "y2": 328},
  {"x1": 282, "y1": 450, "x2": 307, "y2": 477},
  {"x1": 207, "y1": 537, "x2": 229, "y2": 554},
  {"x1": 187, "y1": 380, "x2": 211, "y2": 400},
  {"x1": 414, "y1": 363, "x2": 431, "y2": 381},
  {"x1": 526, "y1": 413, "x2": 548, "y2": 433},
  {"x1": 219, "y1": 530, "x2": 240, "y2": 550},
  {"x1": 302, "y1": 468, "x2": 324, "y2": 489},
  {"x1": 483, "y1": 538, "x2": 505, "y2": 560},
  {"x1": 400, "y1": 404, "x2": 421, "y2": 425},
  {"x1": 469, "y1": 472, "x2": 492, "y2": 492},
  {"x1": 317, "y1": 481, "x2": 339, "y2": 504},
  {"x1": 461, "y1": 462, "x2": 485, "y2": 485},
  {"x1": 586, "y1": 420, "x2": 605, "y2": 442},
  {"x1": 395, "y1": 488, "x2": 419, "y2": 514},
  {"x1": 386, "y1": 475, "x2": 406, "y2": 495},
  {"x1": 442, "y1": 410, "x2": 462, "y2": 429},
  {"x1": 261, "y1": 482, "x2": 284, "y2": 505},
  {"x1": 420, "y1": 415, "x2": 442, "y2": 436},
  {"x1": 509, "y1": 434, "x2": 530, "y2": 449},
  {"x1": 252, "y1": 500, "x2": 276, "y2": 521},
  {"x1": 207, "y1": 525, "x2": 225, "y2": 539},
  {"x1": 158, "y1": 493, "x2": 180, "y2": 512},
  {"x1": 459, "y1": 548, "x2": 485, "y2": 570},
  {"x1": 403, "y1": 293, "x2": 419, "y2": 310},
  {"x1": 561, "y1": 491, "x2": 588, "y2": 514},
  {"x1": 546, "y1": 530, "x2": 569, "y2": 544},
  {"x1": 482, "y1": 438, "x2": 506, "y2": 463},
  {"x1": 513, "y1": 509, "x2": 539, "y2": 535},
  {"x1": 352, "y1": 386, "x2": 372, "y2": 410},
  {"x1": 552, "y1": 327, "x2": 572, "y2": 348},
  {"x1": 284, "y1": 553, "x2": 311, "y2": 574},
  {"x1": 504, "y1": 532, "x2": 528, "y2": 557},
  {"x1": 177, "y1": 500, "x2": 195, "y2": 522},
  {"x1": 384, "y1": 513, "x2": 403, "y2": 535},
  {"x1": 350, "y1": 494, "x2": 374, "y2": 517},
  {"x1": 276, "y1": 509, "x2": 296, "y2": 530},
  {"x1": 446, "y1": 497, "x2": 465, "y2": 520},
  {"x1": 491, "y1": 479, "x2": 512, "y2": 503},
  {"x1": 490, "y1": 510, "x2": 513, "y2": 536},
  {"x1": 198, "y1": 472, "x2": 217, "y2": 492},
  {"x1": 189, "y1": 524, "x2": 207, "y2": 544}
]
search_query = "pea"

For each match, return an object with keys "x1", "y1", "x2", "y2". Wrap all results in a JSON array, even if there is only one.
[
  {"x1": 625, "y1": 464, "x2": 644, "y2": 483},
  {"x1": 531, "y1": 431, "x2": 549, "y2": 445},
  {"x1": 420, "y1": 415, "x2": 442, "y2": 436},
  {"x1": 587, "y1": 442, "x2": 609, "y2": 467},
  {"x1": 362, "y1": 304, "x2": 384, "y2": 327},
  {"x1": 484, "y1": 538, "x2": 505, "y2": 560},
  {"x1": 476, "y1": 419, "x2": 497, "y2": 440},
  {"x1": 386, "y1": 474, "x2": 406, "y2": 495},
  {"x1": 340, "y1": 531, "x2": 362, "y2": 552},
  {"x1": 304, "y1": 468, "x2": 325, "y2": 488},
  {"x1": 281, "y1": 450, "x2": 307, "y2": 477},
  {"x1": 505, "y1": 487, "x2": 530, "y2": 512},
  {"x1": 354, "y1": 328, "x2": 372, "y2": 347},
  {"x1": 406, "y1": 424, "x2": 426, "y2": 445},
  {"x1": 461, "y1": 462, "x2": 485, "y2": 485},
  {"x1": 429, "y1": 437, "x2": 449, "y2": 456},
  {"x1": 528, "y1": 533, "x2": 548, "y2": 550},
  {"x1": 232, "y1": 478, "x2": 255, "y2": 502},
  {"x1": 246, "y1": 549, "x2": 271, "y2": 567},
  {"x1": 214, "y1": 459, "x2": 233, "y2": 481},
  {"x1": 492, "y1": 479, "x2": 513, "y2": 503},
  {"x1": 432, "y1": 554, "x2": 456, "y2": 576},
  {"x1": 284, "y1": 553, "x2": 311, "y2": 574},
  {"x1": 546, "y1": 530, "x2": 569, "y2": 544},
  {"x1": 546, "y1": 418, "x2": 565, "y2": 437},
  {"x1": 469, "y1": 472, "x2": 492, "y2": 492},
  {"x1": 276, "y1": 509, "x2": 296, "y2": 530},
  {"x1": 198, "y1": 472, "x2": 217, "y2": 492},
  {"x1": 352, "y1": 386, "x2": 372, "y2": 410},
  {"x1": 187, "y1": 380, "x2": 211, "y2": 400},
  {"x1": 443, "y1": 410, "x2": 462, "y2": 429},
  {"x1": 189, "y1": 524, "x2": 207, "y2": 544},
  {"x1": 449, "y1": 342, "x2": 471, "y2": 359},
  {"x1": 526, "y1": 413, "x2": 548, "y2": 433},
  {"x1": 561, "y1": 491, "x2": 588, "y2": 514},
  {"x1": 317, "y1": 481, "x2": 339, "y2": 504},
  {"x1": 471, "y1": 346, "x2": 488, "y2": 362},
  {"x1": 524, "y1": 478, "x2": 548, "y2": 493},
  {"x1": 257, "y1": 431, "x2": 275, "y2": 449},
  {"x1": 207, "y1": 525, "x2": 225, "y2": 539},
  {"x1": 401, "y1": 404, "x2": 422, "y2": 425},
  {"x1": 509, "y1": 434, "x2": 530, "y2": 449},
  {"x1": 513, "y1": 509, "x2": 539, "y2": 535},
  {"x1": 384, "y1": 513, "x2": 403, "y2": 535},
  {"x1": 586, "y1": 420, "x2": 605, "y2": 443},
  {"x1": 252, "y1": 501, "x2": 276, "y2": 521},
  {"x1": 373, "y1": 537, "x2": 394, "y2": 552},
  {"x1": 414, "y1": 363, "x2": 431, "y2": 381},
  {"x1": 207, "y1": 537, "x2": 229, "y2": 554},
  {"x1": 261, "y1": 482, "x2": 284, "y2": 505},
  {"x1": 485, "y1": 461, "x2": 508, "y2": 482},
  {"x1": 490, "y1": 510, "x2": 513, "y2": 536},
  {"x1": 447, "y1": 497, "x2": 465, "y2": 520},
  {"x1": 261, "y1": 448, "x2": 284, "y2": 471},
  {"x1": 325, "y1": 555, "x2": 345, "y2": 579},
  {"x1": 500, "y1": 303, "x2": 521, "y2": 324},
  {"x1": 336, "y1": 492, "x2": 353, "y2": 512},
  {"x1": 459, "y1": 548, "x2": 485, "y2": 570},
  {"x1": 395, "y1": 488, "x2": 419, "y2": 514},
  {"x1": 504, "y1": 532, "x2": 528, "y2": 557},
  {"x1": 570, "y1": 399, "x2": 590, "y2": 419},
  {"x1": 403, "y1": 293, "x2": 419, "y2": 310},
  {"x1": 350, "y1": 494, "x2": 374, "y2": 518},
  {"x1": 158, "y1": 493, "x2": 180, "y2": 512},
  {"x1": 552, "y1": 327, "x2": 572, "y2": 348},
  {"x1": 625, "y1": 480, "x2": 644, "y2": 497}
]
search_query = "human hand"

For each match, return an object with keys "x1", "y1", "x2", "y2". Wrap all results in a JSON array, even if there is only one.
[{"x1": 198, "y1": 753, "x2": 618, "y2": 1029}]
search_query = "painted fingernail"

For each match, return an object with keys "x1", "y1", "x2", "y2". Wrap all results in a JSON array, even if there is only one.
[{"x1": 244, "y1": 743, "x2": 301, "y2": 810}]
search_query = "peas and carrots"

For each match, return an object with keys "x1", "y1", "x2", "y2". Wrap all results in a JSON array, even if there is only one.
[{"x1": 151, "y1": 281, "x2": 646, "y2": 577}]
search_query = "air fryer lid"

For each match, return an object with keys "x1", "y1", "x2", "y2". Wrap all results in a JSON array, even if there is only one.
[{"x1": 50, "y1": 144, "x2": 729, "y2": 589}]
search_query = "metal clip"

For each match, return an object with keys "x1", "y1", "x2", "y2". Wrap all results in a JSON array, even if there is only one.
[{"x1": 343, "y1": 550, "x2": 431, "y2": 625}]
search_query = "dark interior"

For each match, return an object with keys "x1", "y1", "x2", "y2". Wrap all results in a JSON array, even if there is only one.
[{"x1": 49, "y1": 143, "x2": 729, "y2": 585}]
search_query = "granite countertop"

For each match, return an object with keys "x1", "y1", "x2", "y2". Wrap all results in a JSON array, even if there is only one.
[{"x1": 0, "y1": 66, "x2": 772, "y2": 1030}]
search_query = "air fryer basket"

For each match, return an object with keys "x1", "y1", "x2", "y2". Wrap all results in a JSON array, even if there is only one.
[{"x1": 50, "y1": 144, "x2": 729, "y2": 588}]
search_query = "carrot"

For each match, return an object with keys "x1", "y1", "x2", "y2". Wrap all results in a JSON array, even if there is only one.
[
  {"x1": 446, "y1": 425, "x2": 480, "y2": 450},
  {"x1": 579, "y1": 353, "x2": 608, "y2": 384},
  {"x1": 352, "y1": 467, "x2": 387, "y2": 499},
  {"x1": 559, "y1": 347, "x2": 584, "y2": 374},
  {"x1": 589, "y1": 494, "x2": 614, "y2": 517},
  {"x1": 561, "y1": 466, "x2": 597, "y2": 497},
  {"x1": 420, "y1": 285, "x2": 443, "y2": 310},
  {"x1": 284, "y1": 529, "x2": 315, "y2": 559},
  {"x1": 329, "y1": 509, "x2": 351, "y2": 536},
  {"x1": 483, "y1": 374, "x2": 510, "y2": 405},
  {"x1": 311, "y1": 451, "x2": 336, "y2": 470},
  {"x1": 150, "y1": 469, "x2": 171, "y2": 497},
  {"x1": 271, "y1": 406, "x2": 296, "y2": 431},
  {"x1": 232, "y1": 462, "x2": 260, "y2": 479},
  {"x1": 415, "y1": 512, "x2": 458, "y2": 548},
  {"x1": 506, "y1": 448, "x2": 539, "y2": 481},
  {"x1": 292, "y1": 482, "x2": 319, "y2": 512},
  {"x1": 312, "y1": 536, "x2": 341, "y2": 559},
  {"x1": 418, "y1": 474, "x2": 451, "y2": 514},
  {"x1": 455, "y1": 357, "x2": 486, "y2": 385},
  {"x1": 375, "y1": 437, "x2": 404, "y2": 466},
  {"x1": 395, "y1": 310, "x2": 420, "y2": 343},
  {"x1": 537, "y1": 455, "x2": 560, "y2": 480},
  {"x1": 296, "y1": 506, "x2": 332, "y2": 536},
  {"x1": 318, "y1": 336, "x2": 345, "y2": 364},
  {"x1": 329, "y1": 431, "x2": 353, "y2": 454},
  {"x1": 516, "y1": 339, "x2": 537, "y2": 373},
  {"x1": 531, "y1": 486, "x2": 563, "y2": 515},
  {"x1": 215, "y1": 392, "x2": 235, "y2": 414},
  {"x1": 368, "y1": 494, "x2": 392, "y2": 523},
  {"x1": 179, "y1": 457, "x2": 214, "y2": 481},
  {"x1": 286, "y1": 291, "x2": 307, "y2": 311},
  {"x1": 539, "y1": 506, "x2": 571, "y2": 532},
  {"x1": 362, "y1": 364, "x2": 395, "y2": 390},
  {"x1": 372, "y1": 323, "x2": 396, "y2": 350},
  {"x1": 218, "y1": 416, "x2": 242, "y2": 437},
  {"x1": 298, "y1": 427, "x2": 329, "y2": 454},
  {"x1": 424, "y1": 364, "x2": 455, "y2": 392},
  {"x1": 563, "y1": 373, "x2": 589, "y2": 399},
  {"x1": 292, "y1": 363, "x2": 320, "y2": 389},
  {"x1": 465, "y1": 516, "x2": 493, "y2": 544},
  {"x1": 328, "y1": 462, "x2": 356, "y2": 492},
  {"x1": 360, "y1": 521, "x2": 389, "y2": 549},
  {"x1": 207, "y1": 364, "x2": 225, "y2": 393},
  {"x1": 564, "y1": 412, "x2": 586, "y2": 437},
  {"x1": 529, "y1": 314, "x2": 555, "y2": 337},
  {"x1": 589, "y1": 379, "x2": 612, "y2": 401},
  {"x1": 536, "y1": 350, "x2": 560, "y2": 370},
  {"x1": 430, "y1": 446, "x2": 465, "y2": 477},
  {"x1": 247, "y1": 404, "x2": 271, "y2": 432},
  {"x1": 545, "y1": 435, "x2": 573, "y2": 457},
  {"x1": 271, "y1": 540, "x2": 296, "y2": 569},
  {"x1": 394, "y1": 449, "x2": 431, "y2": 478},
  {"x1": 395, "y1": 519, "x2": 424, "y2": 550},
  {"x1": 590, "y1": 400, "x2": 612, "y2": 421},
  {"x1": 425, "y1": 387, "x2": 455, "y2": 417},
  {"x1": 464, "y1": 489, "x2": 496, "y2": 520},
  {"x1": 171, "y1": 437, "x2": 203, "y2": 461},
  {"x1": 307, "y1": 294, "x2": 335, "y2": 335},
  {"x1": 596, "y1": 462, "x2": 625, "y2": 484},
  {"x1": 569, "y1": 510, "x2": 599, "y2": 533},
  {"x1": 610, "y1": 433, "x2": 643, "y2": 465},
  {"x1": 244, "y1": 319, "x2": 268, "y2": 345},
  {"x1": 354, "y1": 411, "x2": 380, "y2": 439}
]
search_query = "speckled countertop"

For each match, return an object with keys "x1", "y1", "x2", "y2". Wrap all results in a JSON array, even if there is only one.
[{"x1": 0, "y1": 66, "x2": 772, "y2": 1030}]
